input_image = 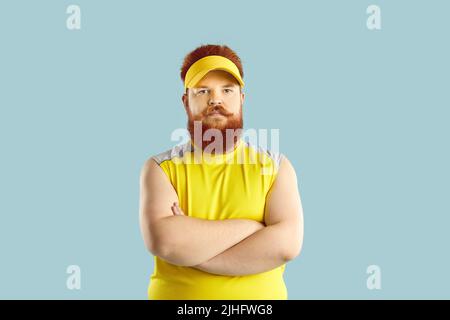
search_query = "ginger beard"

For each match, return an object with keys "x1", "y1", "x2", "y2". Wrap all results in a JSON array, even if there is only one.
[{"x1": 187, "y1": 101, "x2": 243, "y2": 154}]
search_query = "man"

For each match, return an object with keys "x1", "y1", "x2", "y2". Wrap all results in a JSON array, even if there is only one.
[{"x1": 139, "y1": 44, "x2": 304, "y2": 299}]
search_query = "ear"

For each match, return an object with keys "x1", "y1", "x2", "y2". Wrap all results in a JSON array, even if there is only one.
[
  {"x1": 241, "y1": 90, "x2": 245, "y2": 105},
  {"x1": 182, "y1": 92, "x2": 189, "y2": 112}
]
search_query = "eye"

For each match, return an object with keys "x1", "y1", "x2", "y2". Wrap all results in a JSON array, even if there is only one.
[
  {"x1": 224, "y1": 88, "x2": 233, "y2": 93},
  {"x1": 197, "y1": 89, "x2": 208, "y2": 95}
]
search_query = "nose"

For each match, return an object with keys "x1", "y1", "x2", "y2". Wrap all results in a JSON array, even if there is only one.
[{"x1": 208, "y1": 91, "x2": 223, "y2": 106}]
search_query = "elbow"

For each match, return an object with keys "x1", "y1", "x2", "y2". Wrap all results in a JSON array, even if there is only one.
[
  {"x1": 143, "y1": 236, "x2": 160, "y2": 256},
  {"x1": 147, "y1": 234, "x2": 172, "y2": 259},
  {"x1": 141, "y1": 228, "x2": 170, "y2": 258},
  {"x1": 147, "y1": 235, "x2": 196, "y2": 267},
  {"x1": 141, "y1": 229, "x2": 162, "y2": 257},
  {"x1": 141, "y1": 219, "x2": 174, "y2": 258},
  {"x1": 282, "y1": 237, "x2": 303, "y2": 262},
  {"x1": 282, "y1": 220, "x2": 304, "y2": 261},
  {"x1": 141, "y1": 219, "x2": 198, "y2": 267},
  {"x1": 283, "y1": 247, "x2": 301, "y2": 261}
]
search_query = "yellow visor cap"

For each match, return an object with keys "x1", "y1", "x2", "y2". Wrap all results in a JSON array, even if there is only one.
[{"x1": 184, "y1": 55, "x2": 245, "y2": 90}]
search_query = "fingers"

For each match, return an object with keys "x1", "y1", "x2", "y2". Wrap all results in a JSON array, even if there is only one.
[
  {"x1": 171, "y1": 202, "x2": 184, "y2": 216},
  {"x1": 171, "y1": 202, "x2": 178, "y2": 215}
]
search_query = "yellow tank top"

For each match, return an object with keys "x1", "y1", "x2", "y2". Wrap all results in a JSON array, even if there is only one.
[{"x1": 149, "y1": 137, "x2": 287, "y2": 299}]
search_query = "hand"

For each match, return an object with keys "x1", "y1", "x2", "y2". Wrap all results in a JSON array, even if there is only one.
[{"x1": 171, "y1": 202, "x2": 186, "y2": 216}]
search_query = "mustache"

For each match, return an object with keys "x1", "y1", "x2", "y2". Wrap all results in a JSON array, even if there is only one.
[{"x1": 203, "y1": 105, "x2": 233, "y2": 117}]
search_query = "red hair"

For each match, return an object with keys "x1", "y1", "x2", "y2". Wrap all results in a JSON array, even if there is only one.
[{"x1": 180, "y1": 44, "x2": 244, "y2": 85}]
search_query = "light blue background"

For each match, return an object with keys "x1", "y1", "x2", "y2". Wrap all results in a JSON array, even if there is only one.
[{"x1": 0, "y1": 0, "x2": 449, "y2": 299}]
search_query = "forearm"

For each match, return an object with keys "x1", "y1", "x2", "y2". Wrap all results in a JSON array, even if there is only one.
[
  {"x1": 152, "y1": 215, "x2": 264, "y2": 266},
  {"x1": 192, "y1": 222, "x2": 293, "y2": 276}
]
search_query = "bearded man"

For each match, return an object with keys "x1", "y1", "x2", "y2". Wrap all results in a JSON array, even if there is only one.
[{"x1": 139, "y1": 44, "x2": 304, "y2": 300}]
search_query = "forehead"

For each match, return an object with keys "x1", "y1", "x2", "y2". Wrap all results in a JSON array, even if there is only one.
[{"x1": 195, "y1": 70, "x2": 240, "y2": 87}]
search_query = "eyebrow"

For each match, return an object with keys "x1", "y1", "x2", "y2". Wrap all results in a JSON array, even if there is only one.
[{"x1": 195, "y1": 84, "x2": 238, "y2": 89}]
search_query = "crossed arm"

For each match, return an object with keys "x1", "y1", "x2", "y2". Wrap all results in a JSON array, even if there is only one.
[{"x1": 139, "y1": 156, "x2": 304, "y2": 276}]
